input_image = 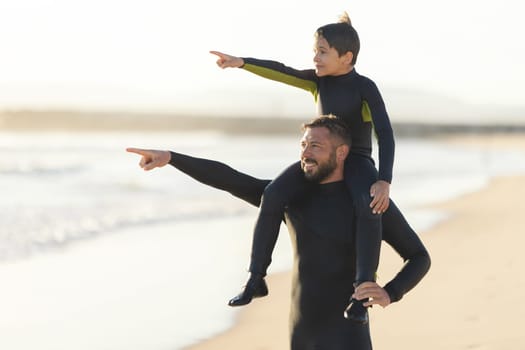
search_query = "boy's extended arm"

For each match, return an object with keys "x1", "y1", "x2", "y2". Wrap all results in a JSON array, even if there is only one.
[
  {"x1": 168, "y1": 151, "x2": 270, "y2": 207},
  {"x1": 241, "y1": 57, "x2": 318, "y2": 96}
]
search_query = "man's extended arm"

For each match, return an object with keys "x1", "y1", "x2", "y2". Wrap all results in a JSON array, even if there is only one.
[
  {"x1": 126, "y1": 147, "x2": 269, "y2": 207},
  {"x1": 168, "y1": 151, "x2": 269, "y2": 207}
]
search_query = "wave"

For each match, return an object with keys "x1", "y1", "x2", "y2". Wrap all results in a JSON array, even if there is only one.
[
  {"x1": 0, "y1": 198, "x2": 253, "y2": 262},
  {"x1": 0, "y1": 163, "x2": 86, "y2": 176}
]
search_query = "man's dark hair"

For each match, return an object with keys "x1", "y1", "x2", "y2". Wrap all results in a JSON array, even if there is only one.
[
  {"x1": 302, "y1": 114, "x2": 352, "y2": 147},
  {"x1": 315, "y1": 12, "x2": 360, "y2": 65}
]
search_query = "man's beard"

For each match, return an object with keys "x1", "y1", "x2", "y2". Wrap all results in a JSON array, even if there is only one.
[{"x1": 302, "y1": 151, "x2": 337, "y2": 183}]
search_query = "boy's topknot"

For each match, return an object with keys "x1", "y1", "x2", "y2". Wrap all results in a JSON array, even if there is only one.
[{"x1": 338, "y1": 11, "x2": 352, "y2": 26}]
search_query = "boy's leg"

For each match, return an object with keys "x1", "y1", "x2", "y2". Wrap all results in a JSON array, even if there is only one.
[
  {"x1": 342, "y1": 154, "x2": 382, "y2": 324},
  {"x1": 229, "y1": 161, "x2": 310, "y2": 306}
]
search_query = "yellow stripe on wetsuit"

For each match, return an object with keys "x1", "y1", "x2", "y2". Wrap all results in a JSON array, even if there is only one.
[{"x1": 243, "y1": 63, "x2": 319, "y2": 102}]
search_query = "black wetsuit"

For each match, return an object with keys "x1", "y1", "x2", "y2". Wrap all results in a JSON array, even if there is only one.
[
  {"x1": 241, "y1": 58, "x2": 394, "y2": 285},
  {"x1": 168, "y1": 152, "x2": 431, "y2": 349}
]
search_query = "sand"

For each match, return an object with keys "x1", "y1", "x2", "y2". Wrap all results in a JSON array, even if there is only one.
[{"x1": 186, "y1": 135, "x2": 525, "y2": 350}]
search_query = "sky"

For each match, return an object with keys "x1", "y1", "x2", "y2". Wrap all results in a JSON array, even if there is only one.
[{"x1": 0, "y1": 0, "x2": 524, "y2": 123}]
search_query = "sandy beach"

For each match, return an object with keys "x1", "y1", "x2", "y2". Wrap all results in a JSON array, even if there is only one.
[{"x1": 186, "y1": 135, "x2": 525, "y2": 350}]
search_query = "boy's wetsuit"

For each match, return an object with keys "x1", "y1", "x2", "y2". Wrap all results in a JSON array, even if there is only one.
[
  {"x1": 168, "y1": 151, "x2": 430, "y2": 349},
  {"x1": 241, "y1": 58, "x2": 395, "y2": 285}
]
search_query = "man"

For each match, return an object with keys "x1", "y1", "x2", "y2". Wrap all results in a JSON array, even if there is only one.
[{"x1": 126, "y1": 115, "x2": 430, "y2": 349}]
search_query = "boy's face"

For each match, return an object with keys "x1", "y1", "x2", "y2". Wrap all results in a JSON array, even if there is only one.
[{"x1": 313, "y1": 36, "x2": 353, "y2": 77}]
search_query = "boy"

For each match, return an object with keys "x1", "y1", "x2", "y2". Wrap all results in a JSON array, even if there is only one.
[{"x1": 211, "y1": 12, "x2": 394, "y2": 324}]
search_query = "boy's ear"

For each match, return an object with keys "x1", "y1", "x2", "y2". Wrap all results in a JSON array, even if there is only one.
[{"x1": 343, "y1": 51, "x2": 354, "y2": 65}]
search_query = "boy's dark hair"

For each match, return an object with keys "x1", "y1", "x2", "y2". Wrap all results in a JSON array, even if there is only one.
[
  {"x1": 302, "y1": 114, "x2": 352, "y2": 147},
  {"x1": 315, "y1": 12, "x2": 360, "y2": 65}
]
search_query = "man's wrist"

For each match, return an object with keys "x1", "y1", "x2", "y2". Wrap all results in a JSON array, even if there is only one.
[{"x1": 383, "y1": 282, "x2": 402, "y2": 303}]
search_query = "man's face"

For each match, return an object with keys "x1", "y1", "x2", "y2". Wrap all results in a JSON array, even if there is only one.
[
  {"x1": 313, "y1": 36, "x2": 352, "y2": 77},
  {"x1": 300, "y1": 126, "x2": 338, "y2": 183}
]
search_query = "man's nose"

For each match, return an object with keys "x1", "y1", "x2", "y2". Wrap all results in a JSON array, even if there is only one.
[{"x1": 301, "y1": 146, "x2": 312, "y2": 158}]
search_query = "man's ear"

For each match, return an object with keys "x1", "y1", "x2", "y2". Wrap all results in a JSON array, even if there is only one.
[{"x1": 336, "y1": 144, "x2": 350, "y2": 161}]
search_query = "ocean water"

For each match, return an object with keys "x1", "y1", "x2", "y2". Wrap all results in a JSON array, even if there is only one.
[{"x1": 1, "y1": 130, "x2": 525, "y2": 350}]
